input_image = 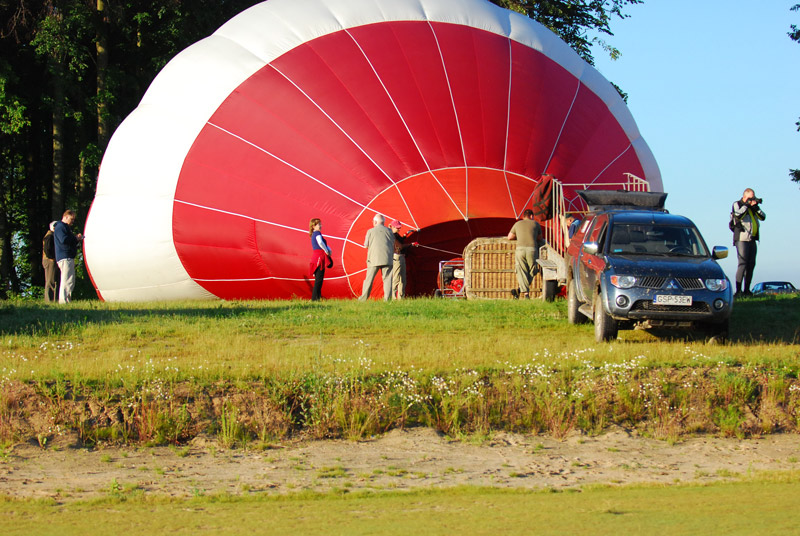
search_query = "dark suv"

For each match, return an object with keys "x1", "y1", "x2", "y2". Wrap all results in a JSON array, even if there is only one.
[{"x1": 566, "y1": 191, "x2": 732, "y2": 342}]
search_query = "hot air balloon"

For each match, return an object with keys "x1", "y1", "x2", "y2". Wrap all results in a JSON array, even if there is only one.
[{"x1": 84, "y1": 0, "x2": 661, "y2": 301}]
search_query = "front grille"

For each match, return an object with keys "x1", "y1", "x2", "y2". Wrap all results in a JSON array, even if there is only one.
[
  {"x1": 631, "y1": 300, "x2": 710, "y2": 314},
  {"x1": 635, "y1": 277, "x2": 704, "y2": 290},
  {"x1": 676, "y1": 278, "x2": 704, "y2": 290},
  {"x1": 638, "y1": 276, "x2": 666, "y2": 289}
]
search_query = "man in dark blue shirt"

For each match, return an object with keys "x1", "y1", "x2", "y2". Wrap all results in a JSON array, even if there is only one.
[{"x1": 54, "y1": 210, "x2": 83, "y2": 303}]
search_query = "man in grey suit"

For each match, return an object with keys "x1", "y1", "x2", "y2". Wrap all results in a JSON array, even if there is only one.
[{"x1": 359, "y1": 214, "x2": 395, "y2": 301}]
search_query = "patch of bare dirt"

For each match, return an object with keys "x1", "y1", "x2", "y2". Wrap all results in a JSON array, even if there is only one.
[{"x1": 1, "y1": 427, "x2": 799, "y2": 502}]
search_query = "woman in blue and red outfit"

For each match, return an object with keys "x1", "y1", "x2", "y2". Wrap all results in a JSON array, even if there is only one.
[{"x1": 308, "y1": 218, "x2": 333, "y2": 301}]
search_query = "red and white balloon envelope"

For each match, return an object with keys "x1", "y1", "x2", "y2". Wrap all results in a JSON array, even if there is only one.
[{"x1": 84, "y1": 0, "x2": 661, "y2": 301}]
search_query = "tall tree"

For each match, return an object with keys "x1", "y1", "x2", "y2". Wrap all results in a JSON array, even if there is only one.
[{"x1": 0, "y1": 0, "x2": 44, "y2": 296}]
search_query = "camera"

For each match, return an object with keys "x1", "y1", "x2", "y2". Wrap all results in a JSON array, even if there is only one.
[{"x1": 751, "y1": 197, "x2": 763, "y2": 205}]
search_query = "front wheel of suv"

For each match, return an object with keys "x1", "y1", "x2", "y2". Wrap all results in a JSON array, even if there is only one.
[
  {"x1": 594, "y1": 288, "x2": 618, "y2": 342},
  {"x1": 705, "y1": 319, "x2": 729, "y2": 344}
]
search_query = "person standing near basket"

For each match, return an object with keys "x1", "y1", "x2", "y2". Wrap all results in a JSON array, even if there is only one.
[
  {"x1": 54, "y1": 209, "x2": 83, "y2": 304},
  {"x1": 389, "y1": 220, "x2": 417, "y2": 299},
  {"x1": 359, "y1": 214, "x2": 395, "y2": 301},
  {"x1": 42, "y1": 221, "x2": 59, "y2": 302},
  {"x1": 507, "y1": 208, "x2": 541, "y2": 299},
  {"x1": 308, "y1": 218, "x2": 333, "y2": 301}
]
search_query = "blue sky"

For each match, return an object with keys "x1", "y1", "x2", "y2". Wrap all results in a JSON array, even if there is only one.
[{"x1": 591, "y1": 1, "x2": 800, "y2": 287}]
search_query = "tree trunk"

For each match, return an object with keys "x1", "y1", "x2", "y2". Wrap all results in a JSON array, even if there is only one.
[
  {"x1": 51, "y1": 56, "x2": 65, "y2": 220},
  {"x1": 96, "y1": 0, "x2": 109, "y2": 150},
  {"x1": 0, "y1": 195, "x2": 12, "y2": 299}
]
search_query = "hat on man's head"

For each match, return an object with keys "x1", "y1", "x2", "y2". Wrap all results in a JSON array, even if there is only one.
[
  {"x1": 390, "y1": 220, "x2": 402, "y2": 229},
  {"x1": 49, "y1": 221, "x2": 57, "y2": 232}
]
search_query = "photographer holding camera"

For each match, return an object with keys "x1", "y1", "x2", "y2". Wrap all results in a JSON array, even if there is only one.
[{"x1": 731, "y1": 188, "x2": 766, "y2": 297}]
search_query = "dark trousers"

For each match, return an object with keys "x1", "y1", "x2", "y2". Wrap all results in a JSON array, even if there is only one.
[
  {"x1": 43, "y1": 258, "x2": 58, "y2": 302},
  {"x1": 735, "y1": 240, "x2": 757, "y2": 292},
  {"x1": 312, "y1": 267, "x2": 325, "y2": 301}
]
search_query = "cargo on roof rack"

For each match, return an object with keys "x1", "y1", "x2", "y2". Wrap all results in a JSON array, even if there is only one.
[{"x1": 577, "y1": 190, "x2": 668, "y2": 212}]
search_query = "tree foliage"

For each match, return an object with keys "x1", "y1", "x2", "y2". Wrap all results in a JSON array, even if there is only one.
[
  {"x1": 0, "y1": 0, "x2": 643, "y2": 298},
  {"x1": 491, "y1": 0, "x2": 641, "y2": 64}
]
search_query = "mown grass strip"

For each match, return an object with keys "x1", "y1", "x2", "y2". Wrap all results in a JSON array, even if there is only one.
[{"x1": 2, "y1": 477, "x2": 800, "y2": 535}]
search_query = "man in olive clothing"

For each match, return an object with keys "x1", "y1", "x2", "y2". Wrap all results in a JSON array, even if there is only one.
[
  {"x1": 507, "y1": 209, "x2": 541, "y2": 299},
  {"x1": 42, "y1": 221, "x2": 59, "y2": 302}
]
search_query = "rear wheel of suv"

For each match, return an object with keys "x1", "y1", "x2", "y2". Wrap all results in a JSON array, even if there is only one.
[
  {"x1": 567, "y1": 280, "x2": 587, "y2": 324},
  {"x1": 594, "y1": 289, "x2": 618, "y2": 342}
]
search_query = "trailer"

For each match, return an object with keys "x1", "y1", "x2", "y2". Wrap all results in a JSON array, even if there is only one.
[{"x1": 537, "y1": 174, "x2": 652, "y2": 301}]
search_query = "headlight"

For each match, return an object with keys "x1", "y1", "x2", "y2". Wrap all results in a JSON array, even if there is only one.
[
  {"x1": 610, "y1": 275, "x2": 637, "y2": 289},
  {"x1": 705, "y1": 279, "x2": 728, "y2": 291}
]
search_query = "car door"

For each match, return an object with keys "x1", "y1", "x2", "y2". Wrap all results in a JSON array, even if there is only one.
[
  {"x1": 578, "y1": 214, "x2": 608, "y2": 304},
  {"x1": 567, "y1": 215, "x2": 593, "y2": 294}
]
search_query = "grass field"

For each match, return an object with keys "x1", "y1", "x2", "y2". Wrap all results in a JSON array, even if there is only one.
[
  {"x1": 2, "y1": 295, "x2": 798, "y2": 382},
  {"x1": 1, "y1": 295, "x2": 799, "y2": 532}
]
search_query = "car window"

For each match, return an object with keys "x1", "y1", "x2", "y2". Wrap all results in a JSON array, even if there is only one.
[
  {"x1": 596, "y1": 223, "x2": 608, "y2": 251},
  {"x1": 766, "y1": 283, "x2": 791, "y2": 290},
  {"x1": 608, "y1": 224, "x2": 709, "y2": 256},
  {"x1": 587, "y1": 215, "x2": 607, "y2": 243}
]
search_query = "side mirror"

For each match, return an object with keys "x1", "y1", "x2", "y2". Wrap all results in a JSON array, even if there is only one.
[
  {"x1": 582, "y1": 242, "x2": 599, "y2": 255},
  {"x1": 712, "y1": 246, "x2": 728, "y2": 260}
]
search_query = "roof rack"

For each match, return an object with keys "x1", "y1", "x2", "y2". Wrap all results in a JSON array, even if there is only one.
[{"x1": 577, "y1": 190, "x2": 668, "y2": 213}]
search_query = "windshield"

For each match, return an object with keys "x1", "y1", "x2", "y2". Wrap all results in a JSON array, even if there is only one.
[
  {"x1": 608, "y1": 224, "x2": 709, "y2": 257},
  {"x1": 764, "y1": 282, "x2": 795, "y2": 290}
]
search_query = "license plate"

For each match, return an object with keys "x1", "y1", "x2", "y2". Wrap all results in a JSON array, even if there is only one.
[{"x1": 654, "y1": 295, "x2": 692, "y2": 306}]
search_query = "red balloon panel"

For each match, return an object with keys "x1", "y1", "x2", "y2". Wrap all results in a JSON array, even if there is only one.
[
  {"x1": 178, "y1": 129, "x2": 359, "y2": 238},
  {"x1": 555, "y1": 110, "x2": 646, "y2": 184},
  {"x1": 349, "y1": 22, "x2": 475, "y2": 170},
  {"x1": 541, "y1": 85, "x2": 642, "y2": 182},
  {"x1": 427, "y1": 23, "x2": 513, "y2": 169},
  {"x1": 208, "y1": 75, "x2": 391, "y2": 202},
  {"x1": 278, "y1": 29, "x2": 429, "y2": 178},
  {"x1": 505, "y1": 47, "x2": 579, "y2": 178}
]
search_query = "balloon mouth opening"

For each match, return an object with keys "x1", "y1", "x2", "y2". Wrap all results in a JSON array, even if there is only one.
[{"x1": 395, "y1": 217, "x2": 516, "y2": 297}]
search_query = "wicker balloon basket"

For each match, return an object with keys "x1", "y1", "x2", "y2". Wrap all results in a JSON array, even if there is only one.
[{"x1": 463, "y1": 237, "x2": 542, "y2": 299}]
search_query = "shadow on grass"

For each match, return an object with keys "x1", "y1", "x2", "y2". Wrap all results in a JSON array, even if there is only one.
[
  {"x1": 0, "y1": 301, "x2": 323, "y2": 337},
  {"x1": 635, "y1": 295, "x2": 800, "y2": 345},
  {"x1": 726, "y1": 294, "x2": 800, "y2": 344}
]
